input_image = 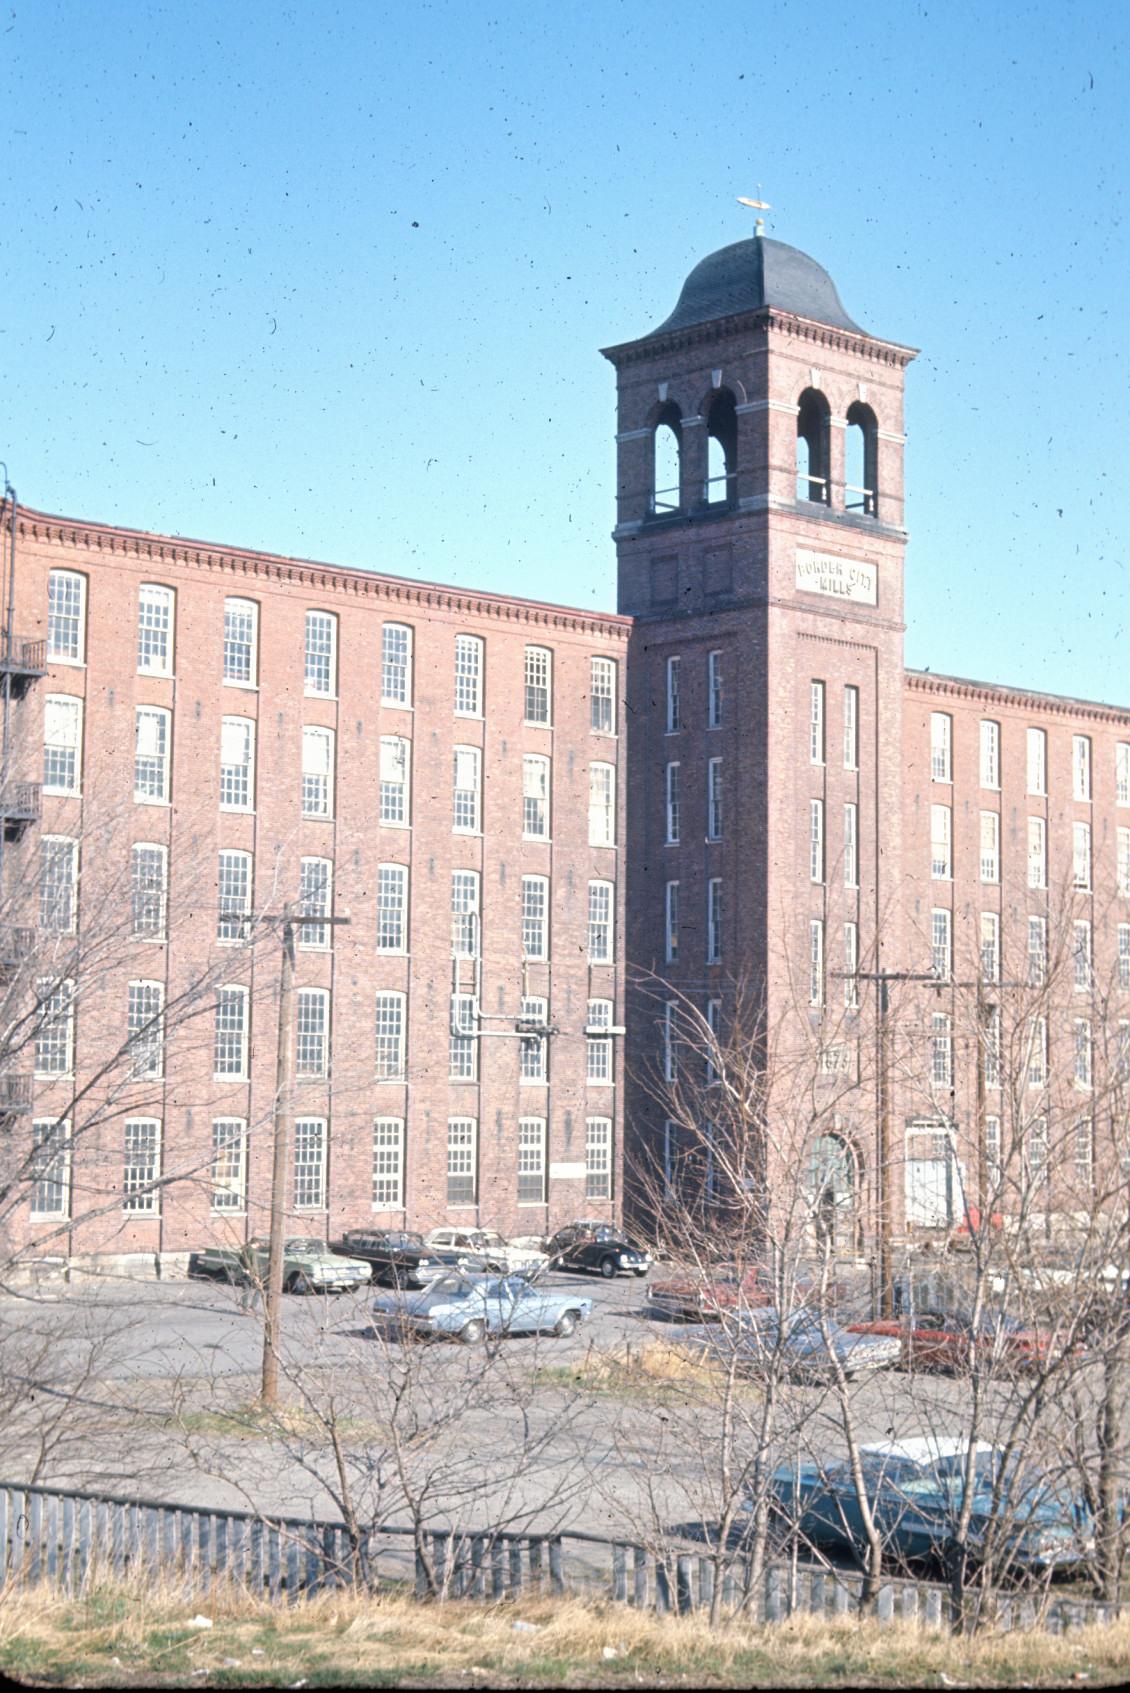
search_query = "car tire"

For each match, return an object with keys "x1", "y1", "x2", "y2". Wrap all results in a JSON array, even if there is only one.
[
  {"x1": 632, "y1": 1268, "x2": 648, "y2": 1278},
  {"x1": 599, "y1": 1257, "x2": 618, "y2": 1280},
  {"x1": 554, "y1": 1311, "x2": 577, "y2": 1338},
  {"x1": 285, "y1": 1272, "x2": 310, "y2": 1295},
  {"x1": 459, "y1": 1319, "x2": 486, "y2": 1345}
]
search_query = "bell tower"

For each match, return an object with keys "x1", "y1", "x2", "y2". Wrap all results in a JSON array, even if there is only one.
[{"x1": 602, "y1": 225, "x2": 917, "y2": 1229}]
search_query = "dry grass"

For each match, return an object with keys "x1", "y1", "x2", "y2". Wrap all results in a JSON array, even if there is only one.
[
  {"x1": 2, "y1": 1575, "x2": 1127, "y2": 1687},
  {"x1": 172, "y1": 1401, "x2": 391, "y2": 1444},
  {"x1": 535, "y1": 1338, "x2": 747, "y2": 1402}
]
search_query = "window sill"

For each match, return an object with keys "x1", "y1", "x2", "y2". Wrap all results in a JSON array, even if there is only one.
[
  {"x1": 137, "y1": 670, "x2": 175, "y2": 683},
  {"x1": 304, "y1": 692, "x2": 338, "y2": 703},
  {"x1": 34, "y1": 1073, "x2": 74, "y2": 1084},
  {"x1": 223, "y1": 680, "x2": 259, "y2": 691},
  {"x1": 453, "y1": 828, "x2": 484, "y2": 838},
  {"x1": 523, "y1": 835, "x2": 551, "y2": 845},
  {"x1": 219, "y1": 806, "x2": 255, "y2": 816},
  {"x1": 46, "y1": 657, "x2": 85, "y2": 669},
  {"x1": 379, "y1": 821, "x2": 411, "y2": 831},
  {"x1": 43, "y1": 789, "x2": 81, "y2": 800},
  {"x1": 302, "y1": 814, "x2": 334, "y2": 823},
  {"x1": 380, "y1": 699, "x2": 413, "y2": 711},
  {"x1": 135, "y1": 797, "x2": 172, "y2": 808},
  {"x1": 454, "y1": 712, "x2": 484, "y2": 722},
  {"x1": 524, "y1": 720, "x2": 553, "y2": 731}
]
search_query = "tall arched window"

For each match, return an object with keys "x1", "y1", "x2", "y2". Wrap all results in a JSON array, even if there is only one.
[
  {"x1": 845, "y1": 402, "x2": 878, "y2": 516},
  {"x1": 705, "y1": 389, "x2": 737, "y2": 505},
  {"x1": 796, "y1": 388, "x2": 831, "y2": 505},
  {"x1": 652, "y1": 403, "x2": 682, "y2": 514}
]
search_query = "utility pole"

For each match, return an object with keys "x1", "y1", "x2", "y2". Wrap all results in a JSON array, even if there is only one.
[
  {"x1": 256, "y1": 903, "x2": 350, "y2": 1408},
  {"x1": 948, "y1": 973, "x2": 1023, "y2": 1235}
]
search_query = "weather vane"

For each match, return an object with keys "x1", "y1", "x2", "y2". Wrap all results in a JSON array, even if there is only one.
[{"x1": 737, "y1": 189, "x2": 771, "y2": 236}]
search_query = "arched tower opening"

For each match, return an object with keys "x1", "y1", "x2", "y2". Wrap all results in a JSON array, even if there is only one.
[
  {"x1": 705, "y1": 389, "x2": 737, "y2": 506},
  {"x1": 652, "y1": 402, "x2": 682, "y2": 515},
  {"x1": 796, "y1": 388, "x2": 831, "y2": 505},
  {"x1": 845, "y1": 401, "x2": 878, "y2": 517}
]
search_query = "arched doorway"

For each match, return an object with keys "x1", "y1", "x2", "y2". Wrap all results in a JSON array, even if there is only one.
[{"x1": 809, "y1": 1132, "x2": 862, "y2": 1255}]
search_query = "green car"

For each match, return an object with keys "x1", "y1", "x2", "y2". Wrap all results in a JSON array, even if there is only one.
[{"x1": 193, "y1": 1235, "x2": 372, "y2": 1295}]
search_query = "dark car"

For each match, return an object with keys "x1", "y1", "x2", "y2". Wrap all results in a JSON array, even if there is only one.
[
  {"x1": 545, "y1": 1221, "x2": 651, "y2": 1280},
  {"x1": 331, "y1": 1228, "x2": 443, "y2": 1289}
]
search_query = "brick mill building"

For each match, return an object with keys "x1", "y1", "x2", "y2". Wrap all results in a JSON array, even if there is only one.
[{"x1": 2, "y1": 226, "x2": 1128, "y2": 1275}]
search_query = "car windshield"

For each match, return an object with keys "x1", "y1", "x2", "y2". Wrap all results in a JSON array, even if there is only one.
[
  {"x1": 383, "y1": 1231, "x2": 425, "y2": 1249},
  {"x1": 430, "y1": 1274, "x2": 474, "y2": 1299},
  {"x1": 478, "y1": 1231, "x2": 505, "y2": 1248},
  {"x1": 286, "y1": 1238, "x2": 328, "y2": 1253}
]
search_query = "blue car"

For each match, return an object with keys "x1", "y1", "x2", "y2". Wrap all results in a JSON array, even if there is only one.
[
  {"x1": 371, "y1": 1270, "x2": 592, "y2": 1343},
  {"x1": 769, "y1": 1437, "x2": 1093, "y2": 1571}
]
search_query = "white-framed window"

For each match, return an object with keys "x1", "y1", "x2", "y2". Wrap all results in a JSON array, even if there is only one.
[
  {"x1": 519, "y1": 996, "x2": 548, "y2": 1084},
  {"x1": 810, "y1": 680, "x2": 825, "y2": 764},
  {"x1": 450, "y1": 994, "x2": 478, "y2": 1080},
  {"x1": 844, "y1": 923, "x2": 859, "y2": 1007},
  {"x1": 377, "y1": 862, "x2": 409, "y2": 953},
  {"x1": 1118, "y1": 1021, "x2": 1130, "y2": 1081},
  {"x1": 1027, "y1": 727, "x2": 1047, "y2": 796},
  {"x1": 588, "y1": 880, "x2": 613, "y2": 964},
  {"x1": 522, "y1": 875, "x2": 548, "y2": 960},
  {"x1": 1026, "y1": 1016, "x2": 1048, "y2": 1087},
  {"x1": 663, "y1": 999, "x2": 678, "y2": 1083},
  {"x1": 453, "y1": 746, "x2": 482, "y2": 833},
  {"x1": 31, "y1": 1118, "x2": 70, "y2": 1217},
  {"x1": 708, "y1": 651, "x2": 723, "y2": 730},
  {"x1": 454, "y1": 634, "x2": 483, "y2": 716},
  {"x1": 219, "y1": 716, "x2": 255, "y2": 812},
  {"x1": 447, "y1": 1118, "x2": 477, "y2": 1205},
  {"x1": 664, "y1": 880, "x2": 679, "y2": 965},
  {"x1": 980, "y1": 720, "x2": 1000, "y2": 789},
  {"x1": 223, "y1": 597, "x2": 258, "y2": 685},
  {"x1": 451, "y1": 869, "x2": 480, "y2": 959},
  {"x1": 983, "y1": 1005, "x2": 1001, "y2": 1090},
  {"x1": 372, "y1": 1118, "x2": 405, "y2": 1209},
  {"x1": 705, "y1": 996, "x2": 722, "y2": 1082},
  {"x1": 930, "y1": 804, "x2": 952, "y2": 879},
  {"x1": 589, "y1": 762, "x2": 616, "y2": 847},
  {"x1": 47, "y1": 570, "x2": 86, "y2": 663},
  {"x1": 1117, "y1": 827, "x2": 1130, "y2": 897},
  {"x1": 843, "y1": 802, "x2": 858, "y2": 887},
  {"x1": 1074, "y1": 1120, "x2": 1094, "y2": 1189},
  {"x1": 301, "y1": 725, "x2": 334, "y2": 818},
  {"x1": 214, "y1": 985, "x2": 249, "y2": 1079},
  {"x1": 980, "y1": 811, "x2": 1000, "y2": 883},
  {"x1": 131, "y1": 843, "x2": 167, "y2": 941},
  {"x1": 40, "y1": 835, "x2": 78, "y2": 933},
  {"x1": 930, "y1": 712, "x2": 952, "y2": 783},
  {"x1": 1073, "y1": 733, "x2": 1092, "y2": 801},
  {"x1": 135, "y1": 706, "x2": 171, "y2": 803},
  {"x1": 379, "y1": 735, "x2": 411, "y2": 826},
  {"x1": 296, "y1": 987, "x2": 329, "y2": 1077},
  {"x1": 586, "y1": 999, "x2": 613, "y2": 1084},
  {"x1": 1119, "y1": 924, "x2": 1130, "y2": 989},
  {"x1": 217, "y1": 849, "x2": 252, "y2": 943},
  {"x1": 809, "y1": 919, "x2": 824, "y2": 1006},
  {"x1": 1073, "y1": 820, "x2": 1092, "y2": 890},
  {"x1": 211, "y1": 1118, "x2": 247, "y2": 1212},
  {"x1": 294, "y1": 1117, "x2": 327, "y2": 1210},
  {"x1": 1028, "y1": 915, "x2": 1047, "y2": 986},
  {"x1": 43, "y1": 695, "x2": 82, "y2": 795},
  {"x1": 137, "y1": 584, "x2": 175, "y2": 676},
  {"x1": 930, "y1": 908, "x2": 952, "y2": 980},
  {"x1": 985, "y1": 1115, "x2": 1002, "y2": 1187},
  {"x1": 381, "y1": 622, "x2": 413, "y2": 706},
  {"x1": 707, "y1": 758, "x2": 723, "y2": 841},
  {"x1": 375, "y1": 992, "x2": 406, "y2": 1080},
  {"x1": 1074, "y1": 1018, "x2": 1092, "y2": 1088},
  {"x1": 1028, "y1": 817, "x2": 1047, "y2": 888},
  {"x1": 843, "y1": 684, "x2": 859, "y2": 769},
  {"x1": 524, "y1": 645, "x2": 552, "y2": 725},
  {"x1": 1117, "y1": 742, "x2": 1130, "y2": 807},
  {"x1": 931, "y1": 1012, "x2": 952, "y2": 1087},
  {"x1": 34, "y1": 977, "x2": 74, "y2": 1077},
  {"x1": 666, "y1": 656, "x2": 681, "y2": 733},
  {"x1": 124, "y1": 1118, "x2": 161, "y2": 1214},
  {"x1": 127, "y1": 979, "x2": 164, "y2": 1079},
  {"x1": 706, "y1": 878, "x2": 722, "y2": 964},
  {"x1": 585, "y1": 1117, "x2": 612, "y2": 1199},
  {"x1": 664, "y1": 761, "x2": 681, "y2": 845},
  {"x1": 1073, "y1": 919, "x2": 1092, "y2": 991},
  {"x1": 591, "y1": 656, "x2": 616, "y2": 735},
  {"x1": 810, "y1": 799, "x2": 824, "y2": 884},
  {"x1": 304, "y1": 610, "x2": 337, "y2": 697},
  {"x1": 980, "y1": 911, "x2": 1000, "y2": 984},
  {"x1": 523, "y1": 754, "x2": 550, "y2": 838},
  {"x1": 298, "y1": 857, "x2": 332, "y2": 950},
  {"x1": 517, "y1": 1118, "x2": 547, "y2": 1204}
]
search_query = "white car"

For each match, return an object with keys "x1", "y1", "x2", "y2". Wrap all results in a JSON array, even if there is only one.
[{"x1": 424, "y1": 1227, "x2": 549, "y2": 1276}]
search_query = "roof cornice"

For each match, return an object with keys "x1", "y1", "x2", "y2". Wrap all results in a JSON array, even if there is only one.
[
  {"x1": 14, "y1": 505, "x2": 633, "y2": 641},
  {"x1": 905, "y1": 668, "x2": 1130, "y2": 726},
  {"x1": 602, "y1": 308, "x2": 918, "y2": 371}
]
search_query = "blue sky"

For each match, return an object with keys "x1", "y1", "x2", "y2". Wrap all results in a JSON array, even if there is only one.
[{"x1": 2, "y1": 0, "x2": 1126, "y2": 702}]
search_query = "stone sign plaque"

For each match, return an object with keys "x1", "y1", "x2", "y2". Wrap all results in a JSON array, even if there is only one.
[{"x1": 795, "y1": 548, "x2": 877, "y2": 605}]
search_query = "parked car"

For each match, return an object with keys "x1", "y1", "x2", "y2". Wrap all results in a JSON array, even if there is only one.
[
  {"x1": 647, "y1": 1260, "x2": 780, "y2": 1321},
  {"x1": 424, "y1": 1227, "x2": 549, "y2": 1276},
  {"x1": 371, "y1": 1270, "x2": 592, "y2": 1342},
  {"x1": 331, "y1": 1228, "x2": 443, "y2": 1289},
  {"x1": 700, "y1": 1306, "x2": 900, "y2": 1381},
  {"x1": 545, "y1": 1221, "x2": 651, "y2": 1279},
  {"x1": 768, "y1": 1436, "x2": 1093, "y2": 1571},
  {"x1": 193, "y1": 1236, "x2": 372, "y2": 1295},
  {"x1": 846, "y1": 1308, "x2": 1060, "y2": 1374}
]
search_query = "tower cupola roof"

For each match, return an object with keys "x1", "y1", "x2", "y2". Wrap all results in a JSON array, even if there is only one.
[{"x1": 650, "y1": 234, "x2": 862, "y2": 337}]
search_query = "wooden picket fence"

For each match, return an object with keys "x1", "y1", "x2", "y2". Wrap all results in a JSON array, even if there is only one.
[{"x1": 0, "y1": 1480, "x2": 1115, "y2": 1633}]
